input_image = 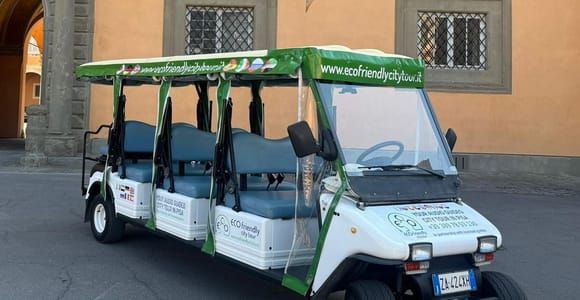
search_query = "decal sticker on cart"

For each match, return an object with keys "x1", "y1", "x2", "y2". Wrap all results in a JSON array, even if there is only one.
[
  {"x1": 216, "y1": 215, "x2": 261, "y2": 248},
  {"x1": 388, "y1": 213, "x2": 428, "y2": 238},
  {"x1": 249, "y1": 58, "x2": 264, "y2": 72},
  {"x1": 117, "y1": 184, "x2": 135, "y2": 202},
  {"x1": 156, "y1": 195, "x2": 186, "y2": 221},
  {"x1": 216, "y1": 215, "x2": 230, "y2": 237},
  {"x1": 384, "y1": 204, "x2": 489, "y2": 239}
]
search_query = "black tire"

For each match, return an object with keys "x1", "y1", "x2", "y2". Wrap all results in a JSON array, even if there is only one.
[
  {"x1": 481, "y1": 271, "x2": 527, "y2": 300},
  {"x1": 89, "y1": 194, "x2": 125, "y2": 243},
  {"x1": 345, "y1": 280, "x2": 396, "y2": 300}
]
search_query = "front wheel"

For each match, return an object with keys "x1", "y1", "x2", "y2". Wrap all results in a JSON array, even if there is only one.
[
  {"x1": 481, "y1": 271, "x2": 527, "y2": 300},
  {"x1": 345, "y1": 280, "x2": 395, "y2": 300},
  {"x1": 90, "y1": 195, "x2": 125, "y2": 243}
]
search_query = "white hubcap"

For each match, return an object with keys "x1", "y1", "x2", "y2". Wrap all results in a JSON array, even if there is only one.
[{"x1": 93, "y1": 203, "x2": 107, "y2": 233}]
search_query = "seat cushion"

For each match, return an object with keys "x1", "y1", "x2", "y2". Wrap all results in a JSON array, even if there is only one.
[
  {"x1": 163, "y1": 176, "x2": 213, "y2": 198},
  {"x1": 120, "y1": 163, "x2": 153, "y2": 183},
  {"x1": 224, "y1": 190, "x2": 315, "y2": 219}
]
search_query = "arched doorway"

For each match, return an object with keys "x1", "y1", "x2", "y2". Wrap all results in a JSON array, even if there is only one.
[
  {"x1": 0, "y1": 0, "x2": 43, "y2": 138},
  {"x1": 21, "y1": 18, "x2": 43, "y2": 138}
]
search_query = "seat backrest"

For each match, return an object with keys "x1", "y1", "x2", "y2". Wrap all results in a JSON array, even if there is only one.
[
  {"x1": 232, "y1": 132, "x2": 296, "y2": 174},
  {"x1": 124, "y1": 120, "x2": 155, "y2": 153},
  {"x1": 171, "y1": 124, "x2": 216, "y2": 161}
]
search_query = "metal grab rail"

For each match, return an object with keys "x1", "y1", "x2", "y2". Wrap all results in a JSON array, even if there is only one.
[{"x1": 81, "y1": 124, "x2": 111, "y2": 196}]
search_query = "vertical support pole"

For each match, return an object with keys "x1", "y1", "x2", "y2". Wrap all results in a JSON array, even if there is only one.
[
  {"x1": 146, "y1": 79, "x2": 172, "y2": 230},
  {"x1": 202, "y1": 76, "x2": 231, "y2": 255}
]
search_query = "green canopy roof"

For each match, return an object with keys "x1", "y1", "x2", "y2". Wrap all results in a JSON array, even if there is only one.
[{"x1": 76, "y1": 46, "x2": 425, "y2": 88}]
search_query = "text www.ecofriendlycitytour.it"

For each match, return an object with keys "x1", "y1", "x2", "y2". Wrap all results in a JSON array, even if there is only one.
[{"x1": 320, "y1": 64, "x2": 423, "y2": 84}]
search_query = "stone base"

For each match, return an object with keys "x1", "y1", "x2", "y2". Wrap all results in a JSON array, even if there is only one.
[
  {"x1": 453, "y1": 153, "x2": 580, "y2": 177},
  {"x1": 45, "y1": 134, "x2": 79, "y2": 156},
  {"x1": 21, "y1": 153, "x2": 48, "y2": 167}
]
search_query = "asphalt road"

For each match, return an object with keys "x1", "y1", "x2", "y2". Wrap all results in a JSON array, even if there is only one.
[{"x1": 0, "y1": 158, "x2": 578, "y2": 299}]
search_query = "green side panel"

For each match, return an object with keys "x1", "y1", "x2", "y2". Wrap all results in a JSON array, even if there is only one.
[
  {"x1": 201, "y1": 228, "x2": 215, "y2": 255},
  {"x1": 282, "y1": 274, "x2": 310, "y2": 296},
  {"x1": 302, "y1": 48, "x2": 425, "y2": 88},
  {"x1": 216, "y1": 78, "x2": 231, "y2": 119},
  {"x1": 202, "y1": 77, "x2": 231, "y2": 256},
  {"x1": 101, "y1": 77, "x2": 123, "y2": 198},
  {"x1": 145, "y1": 79, "x2": 172, "y2": 230}
]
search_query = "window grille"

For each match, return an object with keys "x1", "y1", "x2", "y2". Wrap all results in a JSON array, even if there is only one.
[
  {"x1": 185, "y1": 6, "x2": 254, "y2": 54},
  {"x1": 417, "y1": 11, "x2": 487, "y2": 70}
]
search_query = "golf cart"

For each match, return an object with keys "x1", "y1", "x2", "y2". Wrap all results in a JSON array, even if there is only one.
[{"x1": 77, "y1": 46, "x2": 526, "y2": 299}]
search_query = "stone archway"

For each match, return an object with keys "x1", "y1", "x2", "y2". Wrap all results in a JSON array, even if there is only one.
[
  {"x1": 0, "y1": 0, "x2": 43, "y2": 138},
  {"x1": 13, "y1": 0, "x2": 95, "y2": 165}
]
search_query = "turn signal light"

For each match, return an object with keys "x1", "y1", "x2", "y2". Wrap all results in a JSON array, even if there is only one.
[
  {"x1": 404, "y1": 261, "x2": 430, "y2": 275},
  {"x1": 473, "y1": 252, "x2": 495, "y2": 266}
]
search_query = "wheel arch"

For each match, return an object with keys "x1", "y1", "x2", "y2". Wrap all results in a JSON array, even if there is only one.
[{"x1": 312, "y1": 254, "x2": 403, "y2": 299}]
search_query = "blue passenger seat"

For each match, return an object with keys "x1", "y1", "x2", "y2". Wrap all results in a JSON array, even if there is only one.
[
  {"x1": 225, "y1": 133, "x2": 312, "y2": 219},
  {"x1": 118, "y1": 121, "x2": 156, "y2": 182},
  {"x1": 171, "y1": 124, "x2": 215, "y2": 164},
  {"x1": 114, "y1": 122, "x2": 211, "y2": 183},
  {"x1": 163, "y1": 125, "x2": 216, "y2": 197},
  {"x1": 124, "y1": 121, "x2": 156, "y2": 153}
]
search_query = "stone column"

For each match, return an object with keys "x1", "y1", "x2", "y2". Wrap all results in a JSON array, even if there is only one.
[
  {"x1": 21, "y1": 105, "x2": 48, "y2": 166},
  {"x1": 45, "y1": 0, "x2": 77, "y2": 156}
]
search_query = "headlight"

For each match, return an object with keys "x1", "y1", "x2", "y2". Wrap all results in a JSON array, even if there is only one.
[
  {"x1": 477, "y1": 236, "x2": 497, "y2": 253},
  {"x1": 409, "y1": 243, "x2": 432, "y2": 261}
]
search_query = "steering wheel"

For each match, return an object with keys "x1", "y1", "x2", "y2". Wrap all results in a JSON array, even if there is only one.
[{"x1": 356, "y1": 141, "x2": 405, "y2": 166}]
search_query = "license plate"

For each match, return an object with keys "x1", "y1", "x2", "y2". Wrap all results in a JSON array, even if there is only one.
[{"x1": 432, "y1": 269, "x2": 477, "y2": 296}]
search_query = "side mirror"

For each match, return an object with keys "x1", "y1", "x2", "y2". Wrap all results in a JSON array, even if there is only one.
[
  {"x1": 287, "y1": 121, "x2": 339, "y2": 161},
  {"x1": 287, "y1": 121, "x2": 319, "y2": 158},
  {"x1": 445, "y1": 128, "x2": 457, "y2": 152}
]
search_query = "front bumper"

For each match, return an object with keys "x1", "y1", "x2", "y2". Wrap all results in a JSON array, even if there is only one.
[{"x1": 406, "y1": 254, "x2": 484, "y2": 300}]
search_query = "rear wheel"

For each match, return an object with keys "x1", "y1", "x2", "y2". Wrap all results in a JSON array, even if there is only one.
[
  {"x1": 481, "y1": 271, "x2": 527, "y2": 300},
  {"x1": 90, "y1": 195, "x2": 125, "y2": 243},
  {"x1": 345, "y1": 280, "x2": 395, "y2": 300}
]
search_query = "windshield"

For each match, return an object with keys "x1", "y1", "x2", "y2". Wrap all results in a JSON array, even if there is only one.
[{"x1": 317, "y1": 82, "x2": 457, "y2": 176}]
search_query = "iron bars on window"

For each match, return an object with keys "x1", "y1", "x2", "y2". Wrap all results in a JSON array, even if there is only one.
[
  {"x1": 186, "y1": 6, "x2": 255, "y2": 55},
  {"x1": 417, "y1": 11, "x2": 487, "y2": 70}
]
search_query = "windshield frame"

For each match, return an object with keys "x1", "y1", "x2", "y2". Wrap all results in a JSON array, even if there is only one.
[{"x1": 313, "y1": 80, "x2": 456, "y2": 175}]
